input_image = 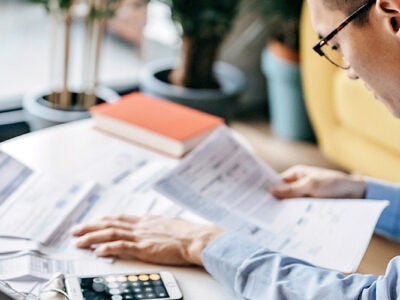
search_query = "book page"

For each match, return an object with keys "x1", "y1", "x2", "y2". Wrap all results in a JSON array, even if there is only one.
[{"x1": 155, "y1": 126, "x2": 388, "y2": 272}]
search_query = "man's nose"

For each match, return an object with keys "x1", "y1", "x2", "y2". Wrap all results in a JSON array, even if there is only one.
[{"x1": 346, "y1": 67, "x2": 359, "y2": 80}]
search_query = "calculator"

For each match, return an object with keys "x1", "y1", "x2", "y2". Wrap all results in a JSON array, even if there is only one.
[{"x1": 64, "y1": 271, "x2": 183, "y2": 300}]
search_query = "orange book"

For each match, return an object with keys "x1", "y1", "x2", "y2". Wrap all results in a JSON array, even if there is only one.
[{"x1": 90, "y1": 92, "x2": 224, "y2": 157}]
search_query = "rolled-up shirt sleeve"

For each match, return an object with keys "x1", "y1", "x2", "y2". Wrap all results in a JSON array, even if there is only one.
[
  {"x1": 366, "y1": 178, "x2": 400, "y2": 241},
  {"x1": 202, "y1": 233, "x2": 400, "y2": 300}
]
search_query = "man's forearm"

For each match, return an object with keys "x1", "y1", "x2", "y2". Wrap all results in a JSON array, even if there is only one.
[{"x1": 201, "y1": 233, "x2": 397, "y2": 300}]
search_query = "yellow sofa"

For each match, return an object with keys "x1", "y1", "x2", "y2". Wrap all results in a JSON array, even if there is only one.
[{"x1": 300, "y1": 5, "x2": 400, "y2": 182}]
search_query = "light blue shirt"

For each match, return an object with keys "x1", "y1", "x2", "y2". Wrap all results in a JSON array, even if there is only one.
[{"x1": 202, "y1": 178, "x2": 400, "y2": 299}]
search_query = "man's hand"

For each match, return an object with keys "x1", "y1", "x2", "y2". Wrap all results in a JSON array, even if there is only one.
[
  {"x1": 269, "y1": 165, "x2": 366, "y2": 199},
  {"x1": 71, "y1": 215, "x2": 223, "y2": 266}
]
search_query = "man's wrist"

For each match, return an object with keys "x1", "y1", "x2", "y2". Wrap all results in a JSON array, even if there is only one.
[
  {"x1": 184, "y1": 228, "x2": 224, "y2": 266},
  {"x1": 350, "y1": 174, "x2": 367, "y2": 198}
]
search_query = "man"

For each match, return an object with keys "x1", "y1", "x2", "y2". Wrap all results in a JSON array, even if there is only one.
[{"x1": 72, "y1": 0, "x2": 400, "y2": 298}]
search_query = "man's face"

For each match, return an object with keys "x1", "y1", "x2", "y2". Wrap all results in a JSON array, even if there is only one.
[{"x1": 308, "y1": 0, "x2": 400, "y2": 117}]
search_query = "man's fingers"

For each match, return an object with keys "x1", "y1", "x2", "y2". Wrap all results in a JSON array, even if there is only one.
[
  {"x1": 101, "y1": 214, "x2": 140, "y2": 224},
  {"x1": 71, "y1": 220, "x2": 134, "y2": 236},
  {"x1": 75, "y1": 228, "x2": 136, "y2": 248},
  {"x1": 94, "y1": 240, "x2": 138, "y2": 257},
  {"x1": 270, "y1": 179, "x2": 313, "y2": 199},
  {"x1": 281, "y1": 173, "x2": 300, "y2": 183},
  {"x1": 280, "y1": 167, "x2": 307, "y2": 183}
]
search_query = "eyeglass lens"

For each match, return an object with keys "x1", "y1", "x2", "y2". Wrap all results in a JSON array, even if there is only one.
[{"x1": 320, "y1": 43, "x2": 349, "y2": 69}]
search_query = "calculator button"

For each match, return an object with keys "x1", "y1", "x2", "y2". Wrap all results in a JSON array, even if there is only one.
[
  {"x1": 131, "y1": 282, "x2": 141, "y2": 287},
  {"x1": 136, "y1": 294, "x2": 144, "y2": 299},
  {"x1": 106, "y1": 276, "x2": 117, "y2": 283},
  {"x1": 155, "y1": 286, "x2": 167, "y2": 295},
  {"x1": 108, "y1": 283, "x2": 119, "y2": 289},
  {"x1": 93, "y1": 277, "x2": 104, "y2": 284},
  {"x1": 109, "y1": 288, "x2": 122, "y2": 295},
  {"x1": 152, "y1": 280, "x2": 162, "y2": 286},
  {"x1": 122, "y1": 288, "x2": 131, "y2": 294},
  {"x1": 111, "y1": 296, "x2": 123, "y2": 300},
  {"x1": 144, "y1": 287, "x2": 153, "y2": 292},
  {"x1": 149, "y1": 274, "x2": 160, "y2": 281},
  {"x1": 142, "y1": 281, "x2": 151, "y2": 286},
  {"x1": 124, "y1": 295, "x2": 134, "y2": 300},
  {"x1": 133, "y1": 288, "x2": 142, "y2": 293},
  {"x1": 118, "y1": 276, "x2": 127, "y2": 282},
  {"x1": 146, "y1": 293, "x2": 156, "y2": 298},
  {"x1": 92, "y1": 282, "x2": 106, "y2": 292},
  {"x1": 128, "y1": 275, "x2": 138, "y2": 282},
  {"x1": 139, "y1": 274, "x2": 149, "y2": 281}
]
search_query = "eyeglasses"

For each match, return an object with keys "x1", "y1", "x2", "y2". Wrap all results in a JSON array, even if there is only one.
[{"x1": 313, "y1": 0, "x2": 375, "y2": 69}]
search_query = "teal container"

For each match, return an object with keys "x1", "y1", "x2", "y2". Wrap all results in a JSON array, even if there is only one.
[{"x1": 262, "y1": 48, "x2": 315, "y2": 141}]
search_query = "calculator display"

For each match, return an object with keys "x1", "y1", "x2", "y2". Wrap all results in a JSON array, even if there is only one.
[{"x1": 80, "y1": 273, "x2": 170, "y2": 300}]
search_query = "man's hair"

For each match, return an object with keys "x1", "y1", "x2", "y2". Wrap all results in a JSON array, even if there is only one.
[{"x1": 322, "y1": 0, "x2": 373, "y2": 25}]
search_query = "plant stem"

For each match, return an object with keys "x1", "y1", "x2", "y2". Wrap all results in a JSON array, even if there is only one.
[
  {"x1": 59, "y1": 7, "x2": 73, "y2": 109},
  {"x1": 49, "y1": 12, "x2": 57, "y2": 105},
  {"x1": 79, "y1": 0, "x2": 95, "y2": 108},
  {"x1": 169, "y1": 36, "x2": 222, "y2": 89},
  {"x1": 87, "y1": 0, "x2": 106, "y2": 108}
]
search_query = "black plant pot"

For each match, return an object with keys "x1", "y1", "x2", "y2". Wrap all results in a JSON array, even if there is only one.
[{"x1": 139, "y1": 59, "x2": 246, "y2": 120}]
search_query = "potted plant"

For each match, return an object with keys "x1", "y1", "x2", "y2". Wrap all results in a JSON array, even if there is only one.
[
  {"x1": 24, "y1": 0, "x2": 121, "y2": 131},
  {"x1": 257, "y1": 0, "x2": 315, "y2": 141},
  {"x1": 139, "y1": 0, "x2": 246, "y2": 119}
]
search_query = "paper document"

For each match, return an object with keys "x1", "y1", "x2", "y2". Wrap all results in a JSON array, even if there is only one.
[
  {"x1": 0, "y1": 250, "x2": 114, "y2": 281},
  {"x1": 0, "y1": 251, "x2": 76, "y2": 280},
  {"x1": 0, "y1": 173, "x2": 97, "y2": 244},
  {"x1": 0, "y1": 151, "x2": 33, "y2": 205},
  {"x1": 0, "y1": 150, "x2": 205, "y2": 281},
  {"x1": 155, "y1": 126, "x2": 388, "y2": 272}
]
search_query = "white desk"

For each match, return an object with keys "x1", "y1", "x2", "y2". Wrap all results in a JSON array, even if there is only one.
[
  {"x1": 0, "y1": 119, "x2": 235, "y2": 300},
  {"x1": 3, "y1": 118, "x2": 400, "y2": 298}
]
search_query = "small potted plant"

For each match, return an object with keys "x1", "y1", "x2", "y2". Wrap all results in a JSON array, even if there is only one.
[
  {"x1": 258, "y1": 0, "x2": 315, "y2": 141},
  {"x1": 24, "y1": 0, "x2": 121, "y2": 130},
  {"x1": 139, "y1": 0, "x2": 246, "y2": 119}
]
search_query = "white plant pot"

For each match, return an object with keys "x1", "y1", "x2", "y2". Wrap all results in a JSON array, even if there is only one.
[{"x1": 23, "y1": 86, "x2": 119, "y2": 131}]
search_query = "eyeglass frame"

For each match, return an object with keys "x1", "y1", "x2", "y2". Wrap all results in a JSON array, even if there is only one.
[{"x1": 313, "y1": 0, "x2": 376, "y2": 69}]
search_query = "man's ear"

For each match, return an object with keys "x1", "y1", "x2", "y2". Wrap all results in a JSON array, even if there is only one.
[{"x1": 376, "y1": 0, "x2": 400, "y2": 36}]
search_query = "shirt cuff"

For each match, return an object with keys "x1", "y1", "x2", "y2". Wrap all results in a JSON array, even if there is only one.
[
  {"x1": 366, "y1": 177, "x2": 400, "y2": 201},
  {"x1": 366, "y1": 178, "x2": 400, "y2": 241},
  {"x1": 202, "y1": 232, "x2": 262, "y2": 294}
]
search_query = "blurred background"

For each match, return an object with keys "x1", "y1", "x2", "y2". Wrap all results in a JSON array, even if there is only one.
[{"x1": 0, "y1": 0, "x2": 271, "y2": 140}]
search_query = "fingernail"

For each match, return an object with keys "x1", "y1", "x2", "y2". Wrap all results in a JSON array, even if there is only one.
[
  {"x1": 94, "y1": 247, "x2": 105, "y2": 256},
  {"x1": 70, "y1": 225, "x2": 81, "y2": 235},
  {"x1": 75, "y1": 238, "x2": 85, "y2": 248},
  {"x1": 270, "y1": 188, "x2": 282, "y2": 195}
]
